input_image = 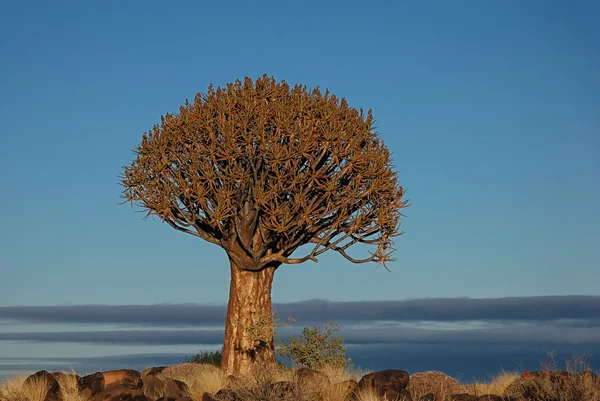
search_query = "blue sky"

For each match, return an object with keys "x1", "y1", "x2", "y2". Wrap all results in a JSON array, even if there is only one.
[{"x1": 0, "y1": 0, "x2": 599, "y2": 379}]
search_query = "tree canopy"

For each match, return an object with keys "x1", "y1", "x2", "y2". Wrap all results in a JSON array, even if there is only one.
[{"x1": 122, "y1": 75, "x2": 407, "y2": 271}]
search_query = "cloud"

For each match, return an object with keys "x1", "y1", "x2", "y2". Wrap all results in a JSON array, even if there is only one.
[
  {"x1": 2, "y1": 321, "x2": 599, "y2": 346},
  {"x1": 0, "y1": 329, "x2": 223, "y2": 345},
  {"x1": 1, "y1": 296, "x2": 599, "y2": 327}
]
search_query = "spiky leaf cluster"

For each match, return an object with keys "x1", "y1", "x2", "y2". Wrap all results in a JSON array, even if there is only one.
[{"x1": 122, "y1": 75, "x2": 407, "y2": 270}]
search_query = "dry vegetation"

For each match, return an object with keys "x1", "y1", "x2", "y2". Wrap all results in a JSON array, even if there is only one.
[
  {"x1": 54, "y1": 371, "x2": 85, "y2": 401},
  {"x1": 460, "y1": 370, "x2": 521, "y2": 398},
  {"x1": 1, "y1": 355, "x2": 598, "y2": 401},
  {"x1": 407, "y1": 370, "x2": 462, "y2": 401}
]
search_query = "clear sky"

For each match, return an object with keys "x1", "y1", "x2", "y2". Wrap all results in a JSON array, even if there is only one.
[{"x1": 0, "y1": 0, "x2": 599, "y2": 379}]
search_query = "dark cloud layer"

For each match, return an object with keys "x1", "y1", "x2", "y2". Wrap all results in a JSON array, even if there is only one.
[
  {"x1": 2, "y1": 322, "x2": 600, "y2": 346},
  {"x1": 1, "y1": 296, "x2": 599, "y2": 326}
]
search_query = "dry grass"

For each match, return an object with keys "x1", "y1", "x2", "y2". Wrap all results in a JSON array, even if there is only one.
[
  {"x1": 142, "y1": 381, "x2": 169, "y2": 401},
  {"x1": 20, "y1": 374, "x2": 51, "y2": 401},
  {"x1": 407, "y1": 370, "x2": 461, "y2": 400},
  {"x1": 157, "y1": 363, "x2": 228, "y2": 401},
  {"x1": 0, "y1": 375, "x2": 29, "y2": 401},
  {"x1": 55, "y1": 371, "x2": 86, "y2": 401},
  {"x1": 460, "y1": 370, "x2": 520, "y2": 398}
]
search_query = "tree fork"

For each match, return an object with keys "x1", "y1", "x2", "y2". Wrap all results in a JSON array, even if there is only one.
[{"x1": 221, "y1": 258, "x2": 277, "y2": 376}]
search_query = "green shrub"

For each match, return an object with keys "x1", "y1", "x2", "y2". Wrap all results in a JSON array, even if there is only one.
[
  {"x1": 186, "y1": 347, "x2": 223, "y2": 366},
  {"x1": 276, "y1": 320, "x2": 350, "y2": 370}
]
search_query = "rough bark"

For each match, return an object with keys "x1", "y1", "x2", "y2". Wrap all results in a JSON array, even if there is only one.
[{"x1": 221, "y1": 258, "x2": 277, "y2": 376}]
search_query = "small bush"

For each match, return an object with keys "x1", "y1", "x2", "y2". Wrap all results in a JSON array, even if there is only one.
[
  {"x1": 0, "y1": 376, "x2": 28, "y2": 401},
  {"x1": 158, "y1": 363, "x2": 228, "y2": 401},
  {"x1": 187, "y1": 347, "x2": 224, "y2": 366},
  {"x1": 276, "y1": 320, "x2": 351, "y2": 371},
  {"x1": 502, "y1": 352, "x2": 600, "y2": 401},
  {"x1": 407, "y1": 371, "x2": 461, "y2": 401},
  {"x1": 460, "y1": 370, "x2": 520, "y2": 398}
]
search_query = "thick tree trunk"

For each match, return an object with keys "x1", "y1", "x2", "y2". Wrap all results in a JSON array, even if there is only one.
[{"x1": 221, "y1": 258, "x2": 276, "y2": 376}]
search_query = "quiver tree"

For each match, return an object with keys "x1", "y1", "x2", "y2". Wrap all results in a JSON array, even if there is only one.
[{"x1": 121, "y1": 75, "x2": 408, "y2": 376}]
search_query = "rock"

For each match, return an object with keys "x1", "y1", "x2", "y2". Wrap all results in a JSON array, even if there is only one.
[
  {"x1": 201, "y1": 393, "x2": 218, "y2": 401},
  {"x1": 357, "y1": 369, "x2": 410, "y2": 397},
  {"x1": 214, "y1": 388, "x2": 240, "y2": 401},
  {"x1": 103, "y1": 370, "x2": 143, "y2": 389},
  {"x1": 407, "y1": 371, "x2": 461, "y2": 400},
  {"x1": 504, "y1": 372, "x2": 593, "y2": 401},
  {"x1": 156, "y1": 397, "x2": 192, "y2": 401},
  {"x1": 79, "y1": 372, "x2": 105, "y2": 397},
  {"x1": 476, "y1": 395, "x2": 503, "y2": 401},
  {"x1": 142, "y1": 375, "x2": 188, "y2": 400},
  {"x1": 270, "y1": 380, "x2": 298, "y2": 399},
  {"x1": 296, "y1": 367, "x2": 330, "y2": 385},
  {"x1": 382, "y1": 388, "x2": 412, "y2": 400},
  {"x1": 337, "y1": 379, "x2": 358, "y2": 395},
  {"x1": 418, "y1": 393, "x2": 441, "y2": 401},
  {"x1": 141, "y1": 366, "x2": 167, "y2": 379},
  {"x1": 225, "y1": 374, "x2": 241, "y2": 389},
  {"x1": 51, "y1": 371, "x2": 81, "y2": 382},
  {"x1": 575, "y1": 370, "x2": 598, "y2": 381},
  {"x1": 527, "y1": 370, "x2": 570, "y2": 382},
  {"x1": 451, "y1": 394, "x2": 477, "y2": 401},
  {"x1": 79, "y1": 370, "x2": 142, "y2": 398},
  {"x1": 23, "y1": 371, "x2": 60, "y2": 401},
  {"x1": 91, "y1": 384, "x2": 149, "y2": 401}
]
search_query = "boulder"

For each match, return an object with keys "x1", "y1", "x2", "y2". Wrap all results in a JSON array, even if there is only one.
[
  {"x1": 407, "y1": 371, "x2": 461, "y2": 400},
  {"x1": 142, "y1": 375, "x2": 188, "y2": 400},
  {"x1": 141, "y1": 366, "x2": 167, "y2": 379},
  {"x1": 526, "y1": 370, "x2": 570, "y2": 382},
  {"x1": 214, "y1": 388, "x2": 240, "y2": 401},
  {"x1": 91, "y1": 384, "x2": 149, "y2": 401},
  {"x1": 79, "y1": 370, "x2": 142, "y2": 398},
  {"x1": 156, "y1": 397, "x2": 193, "y2": 401},
  {"x1": 418, "y1": 393, "x2": 441, "y2": 401},
  {"x1": 270, "y1": 381, "x2": 298, "y2": 399},
  {"x1": 201, "y1": 393, "x2": 217, "y2": 401},
  {"x1": 382, "y1": 388, "x2": 412, "y2": 400},
  {"x1": 337, "y1": 379, "x2": 358, "y2": 395},
  {"x1": 451, "y1": 394, "x2": 477, "y2": 401},
  {"x1": 357, "y1": 369, "x2": 410, "y2": 397},
  {"x1": 575, "y1": 370, "x2": 598, "y2": 381},
  {"x1": 476, "y1": 395, "x2": 503, "y2": 401},
  {"x1": 23, "y1": 370, "x2": 60, "y2": 401}
]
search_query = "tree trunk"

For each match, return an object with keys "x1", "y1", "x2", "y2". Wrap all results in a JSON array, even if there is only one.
[{"x1": 221, "y1": 258, "x2": 277, "y2": 376}]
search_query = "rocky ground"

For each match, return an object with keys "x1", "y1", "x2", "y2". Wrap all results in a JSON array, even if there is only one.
[{"x1": 1, "y1": 364, "x2": 599, "y2": 401}]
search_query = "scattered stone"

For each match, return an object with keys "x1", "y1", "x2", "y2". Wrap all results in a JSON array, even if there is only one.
[
  {"x1": 79, "y1": 369, "x2": 142, "y2": 398},
  {"x1": 201, "y1": 393, "x2": 217, "y2": 401},
  {"x1": 451, "y1": 394, "x2": 477, "y2": 401},
  {"x1": 24, "y1": 370, "x2": 60, "y2": 393},
  {"x1": 337, "y1": 379, "x2": 358, "y2": 395},
  {"x1": 476, "y1": 395, "x2": 503, "y2": 401},
  {"x1": 407, "y1": 371, "x2": 461, "y2": 399},
  {"x1": 418, "y1": 393, "x2": 441, "y2": 401},
  {"x1": 141, "y1": 366, "x2": 167, "y2": 379},
  {"x1": 91, "y1": 384, "x2": 148, "y2": 401},
  {"x1": 270, "y1": 380, "x2": 298, "y2": 399},
  {"x1": 357, "y1": 369, "x2": 410, "y2": 398},
  {"x1": 382, "y1": 388, "x2": 412, "y2": 400},
  {"x1": 214, "y1": 388, "x2": 240, "y2": 401}
]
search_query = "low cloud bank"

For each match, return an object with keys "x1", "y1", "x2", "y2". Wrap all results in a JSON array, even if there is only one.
[
  {"x1": 2, "y1": 321, "x2": 600, "y2": 346},
  {"x1": 1, "y1": 296, "x2": 599, "y2": 326}
]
